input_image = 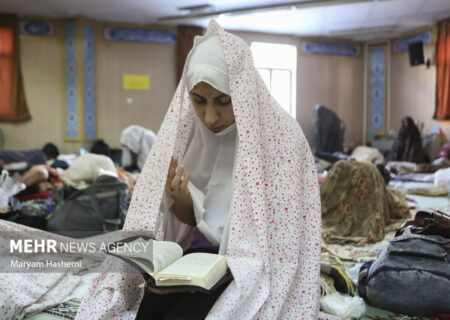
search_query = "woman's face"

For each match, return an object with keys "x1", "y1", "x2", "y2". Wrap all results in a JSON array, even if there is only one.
[{"x1": 190, "y1": 82, "x2": 235, "y2": 134}]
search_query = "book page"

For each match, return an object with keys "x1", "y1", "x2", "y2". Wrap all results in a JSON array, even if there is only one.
[
  {"x1": 155, "y1": 253, "x2": 227, "y2": 289},
  {"x1": 151, "y1": 240, "x2": 183, "y2": 273},
  {"x1": 114, "y1": 238, "x2": 183, "y2": 274}
]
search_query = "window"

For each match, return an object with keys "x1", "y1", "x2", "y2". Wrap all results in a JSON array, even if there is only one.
[
  {"x1": 0, "y1": 27, "x2": 13, "y2": 116},
  {"x1": 250, "y1": 42, "x2": 297, "y2": 118}
]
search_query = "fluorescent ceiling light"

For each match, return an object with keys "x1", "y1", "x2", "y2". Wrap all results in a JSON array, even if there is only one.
[
  {"x1": 158, "y1": 0, "x2": 394, "y2": 23},
  {"x1": 329, "y1": 26, "x2": 396, "y2": 36},
  {"x1": 177, "y1": 4, "x2": 216, "y2": 15}
]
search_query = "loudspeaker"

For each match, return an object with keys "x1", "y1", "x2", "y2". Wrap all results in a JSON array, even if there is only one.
[{"x1": 408, "y1": 41, "x2": 425, "y2": 66}]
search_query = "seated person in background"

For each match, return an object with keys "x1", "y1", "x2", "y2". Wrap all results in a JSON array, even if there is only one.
[
  {"x1": 42, "y1": 142, "x2": 72, "y2": 170},
  {"x1": 314, "y1": 104, "x2": 345, "y2": 156},
  {"x1": 90, "y1": 139, "x2": 112, "y2": 158},
  {"x1": 321, "y1": 160, "x2": 409, "y2": 245},
  {"x1": 120, "y1": 125, "x2": 157, "y2": 172},
  {"x1": 387, "y1": 116, "x2": 427, "y2": 163},
  {"x1": 75, "y1": 20, "x2": 327, "y2": 320},
  {"x1": 42, "y1": 142, "x2": 60, "y2": 162}
]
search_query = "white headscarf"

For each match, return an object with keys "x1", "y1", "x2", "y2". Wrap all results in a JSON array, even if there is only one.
[
  {"x1": 120, "y1": 125, "x2": 156, "y2": 170},
  {"x1": 76, "y1": 20, "x2": 334, "y2": 320},
  {"x1": 176, "y1": 32, "x2": 235, "y2": 249},
  {"x1": 185, "y1": 34, "x2": 230, "y2": 95}
]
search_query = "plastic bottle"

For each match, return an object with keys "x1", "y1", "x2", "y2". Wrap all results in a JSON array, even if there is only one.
[{"x1": 45, "y1": 195, "x2": 55, "y2": 212}]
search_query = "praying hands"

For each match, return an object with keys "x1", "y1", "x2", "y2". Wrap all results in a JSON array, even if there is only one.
[{"x1": 165, "y1": 157, "x2": 196, "y2": 226}]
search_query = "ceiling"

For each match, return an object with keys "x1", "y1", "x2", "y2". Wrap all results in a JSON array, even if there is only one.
[{"x1": 0, "y1": 0, "x2": 450, "y2": 41}]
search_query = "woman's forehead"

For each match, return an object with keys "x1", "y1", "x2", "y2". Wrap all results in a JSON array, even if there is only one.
[{"x1": 190, "y1": 82, "x2": 228, "y2": 96}]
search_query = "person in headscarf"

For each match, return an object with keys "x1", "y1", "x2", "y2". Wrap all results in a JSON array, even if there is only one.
[
  {"x1": 75, "y1": 20, "x2": 333, "y2": 320},
  {"x1": 314, "y1": 104, "x2": 345, "y2": 155},
  {"x1": 387, "y1": 116, "x2": 427, "y2": 163},
  {"x1": 120, "y1": 125, "x2": 157, "y2": 171}
]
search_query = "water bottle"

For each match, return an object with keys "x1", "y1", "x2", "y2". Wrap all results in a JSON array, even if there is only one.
[{"x1": 45, "y1": 195, "x2": 55, "y2": 212}]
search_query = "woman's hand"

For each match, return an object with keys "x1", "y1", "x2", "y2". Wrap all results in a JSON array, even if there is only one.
[{"x1": 165, "y1": 157, "x2": 196, "y2": 226}]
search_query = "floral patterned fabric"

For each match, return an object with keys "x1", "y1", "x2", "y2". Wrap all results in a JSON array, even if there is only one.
[
  {"x1": 321, "y1": 160, "x2": 410, "y2": 244},
  {"x1": 0, "y1": 220, "x2": 84, "y2": 320},
  {"x1": 25, "y1": 298, "x2": 82, "y2": 320},
  {"x1": 75, "y1": 20, "x2": 334, "y2": 320}
]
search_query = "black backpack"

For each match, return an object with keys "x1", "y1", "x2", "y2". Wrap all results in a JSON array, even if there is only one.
[{"x1": 47, "y1": 175, "x2": 127, "y2": 238}]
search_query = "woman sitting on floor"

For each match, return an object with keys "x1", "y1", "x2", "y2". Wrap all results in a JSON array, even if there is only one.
[{"x1": 75, "y1": 20, "x2": 334, "y2": 320}]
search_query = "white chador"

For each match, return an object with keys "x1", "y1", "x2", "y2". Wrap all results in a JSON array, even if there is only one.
[{"x1": 75, "y1": 20, "x2": 336, "y2": 320}]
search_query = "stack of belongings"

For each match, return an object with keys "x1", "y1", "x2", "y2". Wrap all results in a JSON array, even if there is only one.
[
  {"x1": 320, "y1": 253, "x2": 355, "y2": 296},
  {"x1": 319, "y1": 253, "x2": 367, "y2": 319},
  {"x1": 358, "y1": 209, "x2": 450, "y2": 317}
]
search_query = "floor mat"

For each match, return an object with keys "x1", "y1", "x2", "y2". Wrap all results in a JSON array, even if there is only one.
[{"x1": 361, "y1": 305, "x2": 429, "y2": 319}]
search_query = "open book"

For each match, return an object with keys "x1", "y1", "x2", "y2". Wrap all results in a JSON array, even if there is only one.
[{"x1": 106, "y1": 236, "x2": 229, "y2": 293}]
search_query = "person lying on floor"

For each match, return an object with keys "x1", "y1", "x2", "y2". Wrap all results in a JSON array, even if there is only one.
[
  {"x1": 75, "y1": 20, "x2": 335, "y2": 320},
  {"x1": 15, "y1": 165, "x2": 61, "y2": 200}
]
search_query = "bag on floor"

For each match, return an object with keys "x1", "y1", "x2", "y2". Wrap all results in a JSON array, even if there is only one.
[
  {"x1": 395, "y1": 209, "x2": 450, "y2": 238},
  {"x1": 47, "y1": 175, "x2": 127, "y2": 238},
  {"x1": 358, "y1": 234, "x2": 450, "y2": 316}
]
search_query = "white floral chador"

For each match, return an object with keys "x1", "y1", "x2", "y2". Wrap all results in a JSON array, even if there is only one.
[{"x1": 76, "y1": 20, "x2": 326, "y2": 320}]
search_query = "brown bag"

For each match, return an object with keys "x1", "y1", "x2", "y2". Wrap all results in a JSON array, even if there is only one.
[{"x1": 395, "y1": 210, "x2": 450, "y2": 238}]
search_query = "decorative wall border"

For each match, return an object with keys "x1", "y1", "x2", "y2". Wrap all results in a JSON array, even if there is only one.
[
  {"x1": 102, "y1": 26, "x2": 176, "y2": 44},
  {"x1": 65, "y1": 23, "x2": 79, "y2": 139},
  {"x1": 392, "y1": 29, "x2": 434, "y2": 53},
  {"x1": 83, "y1": 24, "x2": 96, "y2": 139},
  {"x1": 300, "y1": 40, "x2": 361, "y2": 57},
  {"x1": 20, "y1": 20, "x2": 56, "y2": 37},
  {"x1": 367, "y1": 45, "x2": 387, "y2": 142}
]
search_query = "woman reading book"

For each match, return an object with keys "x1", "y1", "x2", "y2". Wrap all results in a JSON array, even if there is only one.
[{"x1": 75, "y1": 20, "x2": 333, "y2": 320}]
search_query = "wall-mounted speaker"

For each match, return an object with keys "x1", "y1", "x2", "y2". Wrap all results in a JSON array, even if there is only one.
[{"x1": 408, "y1": 41, "x2": 425, "y2": 66}]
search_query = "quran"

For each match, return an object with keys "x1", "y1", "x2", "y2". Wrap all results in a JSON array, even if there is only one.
[{"x1": 106, "y1": 236, "x2": 229, "y2": 293}]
